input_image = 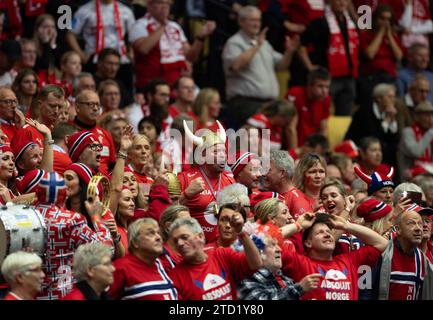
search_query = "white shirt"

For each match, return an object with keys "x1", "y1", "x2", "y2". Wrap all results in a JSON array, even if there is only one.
[
  {"x1": 373, "y1": 102, "x2": 398, "y2": 134},
  {"x1": 72, "y1": 0, "x2": 135, "y2": 59}
]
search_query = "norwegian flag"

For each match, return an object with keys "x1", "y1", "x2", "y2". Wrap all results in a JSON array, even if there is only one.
[{"x1": 38, "y1": 172, "x2": 67, "y2": 205}]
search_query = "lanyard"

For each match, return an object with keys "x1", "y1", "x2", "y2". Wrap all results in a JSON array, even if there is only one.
[
  {"x1": 95, "y1": 0, "x2": 127, "y2": 56},
  {"x1": 199, "y1": 167, "x2": 221, "y2": 202}
]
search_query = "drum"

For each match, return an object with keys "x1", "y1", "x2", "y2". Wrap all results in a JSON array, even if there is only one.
[{"x1": 0, "y1": 204, "x2": 46, "y2": 264}]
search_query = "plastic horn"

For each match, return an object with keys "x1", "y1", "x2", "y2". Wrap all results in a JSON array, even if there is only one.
[{"x1": 183, "y1": 120, "x2": 203, "y2": 146}]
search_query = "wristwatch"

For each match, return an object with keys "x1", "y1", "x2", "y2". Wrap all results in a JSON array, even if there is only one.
[
  {"x1": 113, "y1": 233, "x2": 121, "y2": 245},
  {"x1": 43, "y1": 139, "x2": 55, "y2": 145}
]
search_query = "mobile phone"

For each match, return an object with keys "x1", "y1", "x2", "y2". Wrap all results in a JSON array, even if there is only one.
[{"x1": 402, "y1": 191, "x2": 422, "y2": 205}]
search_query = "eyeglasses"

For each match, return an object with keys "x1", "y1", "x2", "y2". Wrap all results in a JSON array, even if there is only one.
[
  {"x1": 0, "y1": 99, "x2": 18, "y2": 106},
  {"x1": 88, "y1": 143, "x2": 103, "y2": 152},
  {"x1": 77, "y1": 101, "x2": 100, "y2": 108}
]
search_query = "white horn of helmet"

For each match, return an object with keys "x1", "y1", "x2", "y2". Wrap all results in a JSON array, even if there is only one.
[
  {"x1": 216, "y1": 120, "x2": 226, "y2": 144},
  {"x1": 183, "y1": 120, "x2": 204, "y2": 147}
]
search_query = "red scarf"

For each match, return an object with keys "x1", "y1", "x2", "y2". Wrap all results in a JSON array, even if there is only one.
[
  {"x1": 95, "y1": 0, "x2": 127, "y2": 57},
  {"x1": 325, "y1": 6, "x2": 359, "y2": 78},
  {"x1": 1, "y1": 0, "x2": 22, "y2": 37},
  {"x1": 25, "y1": 0, "x2": 47, "y2": 17},
  {"x1": 412, "y1": 123, "x2": 433, "y2": 162},
  {"x1": 413, "y1": 0, "x2": 431, "y2": 21}
]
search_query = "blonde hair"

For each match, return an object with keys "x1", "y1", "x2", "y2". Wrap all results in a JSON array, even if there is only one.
[
  {"x1": 294, "y1": 153, "x2": 327, "y2": 193},
  {"x1": 254, "y1": 198, "x2": 284, "y2": 224},
  {"x1": 192, "y1": 88, "x2": 219, "y2": 126}
]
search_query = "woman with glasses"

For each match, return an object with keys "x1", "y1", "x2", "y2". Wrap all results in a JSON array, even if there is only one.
[
  {"x1": 11, "y1": 69, "x2": 39, "y2": 116},
  {"x1": 63, "y1": 243, "x2": 114, "y2": 300},
  {"x1": 358, "y1": 5, "x2": 403, "y2": 105}
]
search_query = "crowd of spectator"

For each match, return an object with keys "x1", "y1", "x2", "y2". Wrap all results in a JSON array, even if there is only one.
[{"x1": 1, "y1": 0, "x2": 433, "y2": 301}]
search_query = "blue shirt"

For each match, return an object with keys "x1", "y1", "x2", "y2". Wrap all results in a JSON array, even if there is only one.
[{"x1": 396, "y1": 67, "x2": 433, "y2": 103}]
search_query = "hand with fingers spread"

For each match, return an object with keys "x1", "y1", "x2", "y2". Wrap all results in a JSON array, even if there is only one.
[
  {"x1": 119, "y1": 125, "x2": 134, "y2": 153},
  {"x1": 345, "y1": 195, "x2": 356, "y2": 212},
  {"x1": 26, "y1": 118, "x2": 52, "y2": 139},
  {"x1": 297, "y1": 212, "x2": 317, "y2": 230},
  {"x1": 328, "y1": 214, "x2": 349, "y2": 230},
  {"x1": 85, "y1": 198, "x2": 104, "y2": 219},
  {"x1": 395, "y1": 195, "x2": 412, "y2": 216},
  {"x1": 298, "y1": 273, "x2": 322, "y2": 293}
]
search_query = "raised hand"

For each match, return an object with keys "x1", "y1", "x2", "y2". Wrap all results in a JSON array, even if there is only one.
[
  {"x1": 198, "y1": 20, "x2": 216, "y2": 38},
  {"x1": 297, "y1": 212, "x2": 317, "y2": 230},
  {"x1": 230, "y1": 212, "x2": 245, "y2": 234},
  {"x1": 328, "y1": 214, "x2": 349, "y2": 230},
  {"x1": 120, "y1": 124, "x2": 134, "y2": 153},
  {"x1": 184, "y1": 177, "x2": 205, "y2": 199},
  {"x1": 298, "y1": 273, "x2": 322, "y2": 293},
  {"x1": 85, "y1": 198, "x2": 104, "y2": 218},
  {"x1": 257, "y1": 27, "x2": 268, "y2": 46},
  {"x1": 26, "y1": 118, "x2": 52, "y2": 139}
]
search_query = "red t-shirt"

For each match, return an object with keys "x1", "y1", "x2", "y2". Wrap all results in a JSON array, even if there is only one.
[
  {"x1": 282, "y1": 186, "x2": 312, "y2": 220},
  {"x1": 169, "y1": 247, "x2": 254, "y2": 300},
  {"x1": 359, "y1": 31, "x2": 403, "y2": 78},
  {"x1": 53, "y1": 148, "x2": 72, "y2": 175},
  {"x1": 167, "y1": 105, "x2": 198, "y2": 121},
  {"x1": 0, "y1": 121, "x2": 16, "y2": 143},
  {"x1": 281, "y1": 245, "x2": 382, "y2": 300},
  {"x1": 178, "y1": 167, "x2": 235, "y2": 243},
  {"x1": 285, "y1": 86, "x2": 330, "y2": 147},
  {"x1": 108, "y1": 254, "x2": 177, "y2": 300},
  {"x1": 12, "y1": 124, "x2": 44, "y2": 148}
]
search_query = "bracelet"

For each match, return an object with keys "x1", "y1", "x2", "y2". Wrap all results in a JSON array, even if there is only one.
[
  {"x1": 117, "y1": 151, "x2": 127, "y2": 160},
  {"x1": 295, "y1": 222, "x2": 303, "y2": 232},
  {"x1": 43, "y1": 139, "x2": 54, "y2": 146},
  {"x1": 113, "y1": 233, "x2": 121, "y2": 245},
  {"x1": 238, "y1": 231, "x2": 248, "y2": 239}
]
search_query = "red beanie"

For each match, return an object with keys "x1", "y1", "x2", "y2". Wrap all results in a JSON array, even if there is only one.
[
  {"x1": 65, "y1": 162, "x2": 94, "y2": 185},
  {"x1": 11, "y1": 138, "x2": 37, "y2": 163},
  {"x1": 250, "y1": 191, "x2": 285, "y2": 210},
  {"x1": 334, "y1": 140, "x2": 359, "y2": 159},
  {"x1": 406, "y1": 203, "x2": 433, "y2": 217},
  {"x1": 230, "y1": 151, "x2": 256, "y2": 177},
  {"x1": 16, "y1": 169, "x2": 45, "y2": 194},
  {"x1": 67, "y1": 131, "x2": 98, "y2": 162},
  {"x1": 356, "y1": 198, "x2": 392, "y2": 222},
  {"x1": 0, "y1": 144, "x2": 12, "y2": 154}
]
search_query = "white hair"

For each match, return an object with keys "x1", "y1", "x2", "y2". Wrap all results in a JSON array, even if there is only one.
[
  {"x1": 1, "y1": 251, "x2": 42, "y2": 284},
  {"x1": 217, "y1": 183, "x2": 250, "y2": 207}
]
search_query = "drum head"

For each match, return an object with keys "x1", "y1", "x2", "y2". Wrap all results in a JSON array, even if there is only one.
[{"x1": 0, "y1": 218, "x2": 8, "y2": 266}]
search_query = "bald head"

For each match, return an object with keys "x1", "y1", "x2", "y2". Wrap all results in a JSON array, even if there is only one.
[{"x1": 395, "y1": 210, "x2": 423, "y2": 247}]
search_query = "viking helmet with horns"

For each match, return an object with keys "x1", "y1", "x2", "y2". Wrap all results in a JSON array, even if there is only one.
[
  {"x1": 354, "y1": 166, "x2": 395, "y2": 195},
  {"x1": 183, "y1": 120, "x2": 227, "y2": 149}
]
